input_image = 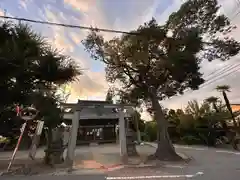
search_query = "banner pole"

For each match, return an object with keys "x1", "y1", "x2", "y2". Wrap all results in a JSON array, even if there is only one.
[{"x1": 7, "y1": 122, "x2": 27, "y2": 172}]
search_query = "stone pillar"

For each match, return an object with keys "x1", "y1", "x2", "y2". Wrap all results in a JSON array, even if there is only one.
[
  {"x1": 65, "y1": 110, "x2": 80, "y2": 166},
  {"x1": 118, "y1": 108, "x2": 127, "y2": 162},
  {"x1": 126, "y1": 128, "x2": 138, "y2": 156},
  {"x1": 115, "y1": 125, "x2": 119, "y2": 144}
]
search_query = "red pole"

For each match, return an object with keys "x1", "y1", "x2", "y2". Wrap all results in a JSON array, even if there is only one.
[
  {"x1": 16, "y1": 105, "x2": 20, "y2": 116},
  {"x1": 7, "y1": 122, "x2": 27, "y2": 172}
]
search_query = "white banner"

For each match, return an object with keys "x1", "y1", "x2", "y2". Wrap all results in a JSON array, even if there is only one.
[
  {"x1": 29, "y1": 120, "x2": 44, "y2": 160},
  {"x1": 36, "y1": 121, "x2": 44, "y2": 135}
]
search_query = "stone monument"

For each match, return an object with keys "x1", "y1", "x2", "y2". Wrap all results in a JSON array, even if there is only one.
[
  {"x1": 44, "y1": 127, "x2": 65, "y2": 165},
  {"x1": 126, "y1": 120, "x2": 138, "y2": 156}
]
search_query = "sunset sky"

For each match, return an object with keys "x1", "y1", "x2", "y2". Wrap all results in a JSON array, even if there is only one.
[{"x1": 1, "y1": 0, "x2": 240, "y2": 120}]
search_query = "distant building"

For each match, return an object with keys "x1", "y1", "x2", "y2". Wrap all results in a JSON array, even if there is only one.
[
  {"x1": 231, "y1": 104, "x2": 240, "y2": 112},
  {"x1": 228, "y1": 104, "x2": 240, "y2": 126},
  {"x1": 62, "y1": 100, "x2": 133, "y2": 145}
]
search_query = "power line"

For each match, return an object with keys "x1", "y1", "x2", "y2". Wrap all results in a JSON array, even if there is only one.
[
  {"x1": 0, "y1": 15, "x2": 239, "y2": 87},
  {"x1": 204, "y1": 63, "x2": 240, "y2": 81},
  {"x1": 0, "y1": 15, "x2": 139, "y2": 36},
  {"x1": 0, "y1": 10, "x2": 238, "y2": 73},
  {"x1": 200, "y1": 65, "x2": 240, "y2": 89},
  {"x1": 0, "y1": 14, "x2": 229, "y2": 51},
  {"x1": 168, "y1": 62, "x2": 240, "y2": 100},
  {"x1": 229, "y1": 0, "x2": 240, "y2": 20},
  {"x1": 174, "y1": 0, "x2": 240, "y2": 98},
  {"x1": 0, "y1": 15, "x2": 228, "y2": 46},
  {"x1": 203, "y1": 63, "x2": 235, "y2": 80},
  {"x1": 181, "y1": 65, "x2": 240, "y2": 96},
  {"x1": 231, "y1": 11, "x2": 240, "y2": 21},
  {"x1": 198, "y1": 64, "x2": 240, "y2": 89},
  {"x1": 185, "y1": 64, "x2": 240, "y2": 95},
  {"x1": 189, "y1": 63, "x2": 240, "y2": 92}
]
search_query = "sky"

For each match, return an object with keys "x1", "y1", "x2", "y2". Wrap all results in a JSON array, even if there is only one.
[{"x1": 1, "y1": 0, "x2": 240, "y2": 120}]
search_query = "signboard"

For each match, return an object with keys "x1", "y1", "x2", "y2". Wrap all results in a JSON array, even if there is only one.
[
  {"x1": 7, "y1": 106, "x2": 38, "y2": 172},
  {"x1": 29, "y1": 120, "x2": 44, "y2": 160}
]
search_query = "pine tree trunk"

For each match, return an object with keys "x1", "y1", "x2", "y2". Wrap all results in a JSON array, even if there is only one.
[
  {"x1": 213, "y1": 103, "x2": 228, "y2": 130},
  {"x1": 222, "y1": 92, "x2": 238, "y2": 129},
  {"x1": 150, "y1": 93, "x2": 183, "y2": 161}
]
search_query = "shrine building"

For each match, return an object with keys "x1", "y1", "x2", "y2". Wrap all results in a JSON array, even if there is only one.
[{"x1": 62, "y1": 100, "x2": 133, "y2": 145}]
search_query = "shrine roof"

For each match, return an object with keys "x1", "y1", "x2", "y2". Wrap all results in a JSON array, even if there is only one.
[
  {"x1": 62, "y1": 100, "x2": 133, "y2": 109},
  {"x1": 77, "y1": 100, "x2": 111, "y2": 105},
  {"x1": 62, "y1": 100, "x2": 134, "y2": 119}
]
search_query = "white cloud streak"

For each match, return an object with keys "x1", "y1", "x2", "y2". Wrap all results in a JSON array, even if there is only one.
[{"x1": 16, "y1": 0, "x2": 240, "y2": 117}]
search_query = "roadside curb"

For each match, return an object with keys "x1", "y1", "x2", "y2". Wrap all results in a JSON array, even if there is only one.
[
  {"x1": 145, "y1": 142, "x2": 240, "y2": 155},
  {"x1": 103, "y1": 164, "x2": 124, "y2": 172},
  {"x1": 144, "y1": 142, "x2": 193, "y2": 163}
]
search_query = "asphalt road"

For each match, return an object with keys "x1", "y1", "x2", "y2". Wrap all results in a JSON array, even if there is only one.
[
  {"x1": 1, "y1": 144, "x2": 240, "y2": 180},
  {"x1": 1, "y1": 174, "x2": 106, "y2": 180},
  {"x1": 175, "y1": 145, "x2": 240, "y2": 180},
  {"x1": 107, "y1": 144, "x2": 240, "y2": 180}
]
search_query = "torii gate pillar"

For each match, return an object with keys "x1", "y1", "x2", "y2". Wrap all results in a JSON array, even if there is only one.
[
  {"x1": 118, "y1": 108, "x2": 127, "y2": 162},
  {"x1": 65, "y1": 110, "x2": 80, "y2": 166}
]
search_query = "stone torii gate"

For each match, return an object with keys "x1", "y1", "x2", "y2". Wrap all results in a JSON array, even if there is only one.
[{"x1": 62, "y1": 101, "x2": 134, "y2": 165}]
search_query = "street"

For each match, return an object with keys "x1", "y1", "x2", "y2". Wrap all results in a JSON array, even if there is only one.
[{"x1": 1, "y1": 144, "x2": 240, "y2": 180}]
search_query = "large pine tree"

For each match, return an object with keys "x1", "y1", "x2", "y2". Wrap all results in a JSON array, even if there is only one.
[{"x1": 82, "y1": 0, "x2": 240, "y2": 160}]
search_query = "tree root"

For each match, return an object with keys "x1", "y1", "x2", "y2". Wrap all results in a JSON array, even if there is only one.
[{"x1": 147, "y1": 152, "x2": 184, "y2": 162}]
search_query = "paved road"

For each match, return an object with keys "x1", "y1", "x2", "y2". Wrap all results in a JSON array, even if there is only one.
[
  {"x1": 1, "y1": 174, "x2": 106, "y2": 180},
  {"x1": 105, "y1": 144, "x2": 240, "y2": 180},
  {"x1": 137, "y1": 143, "x2": 240, "y2": 180},
  {"x1": 175, "y1": 144, "x2": 240, "y2": 180},
  {"x1": 1, "y1": 144, "x2": 240, "y2": 179}
]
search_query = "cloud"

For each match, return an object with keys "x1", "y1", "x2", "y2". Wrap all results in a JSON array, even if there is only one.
[
  {"x1": 63, "y1": 0, "x2": 114, "y2": 40},
  {"x1": 155, "y1": 0, "x2": 182, "y2": 25},
  {"x1": 43, "y1": 8, "x2": 74, "y2": 53},
  {"x1": 63, "y1": 0, "x2": 94, "y2": 13},
  {"x1": 31, "y1": 0, "x2": 240, "y2": 115},
  {"x1": 110, "y1": 0, "x2": 159, "y2": 31},
  {"x1": 18, "y1": 0, "x2": 30, "y2": 10},
  {"x1": 61, "y1": 0, "x2": 240, "y2": 113},
  {"x1": 63, "y1": 0, "x2": 160, "y2": 40},
  {"x1": 160, "y1": 0, "x2": 240, "y2": 109},
  {"x1": 0, "y1": 9, "x2": 3, "y2": 16},
  {"x1": 69, "y1": 71, "x2": 109, "y2": 102},
  {"x1": 39, "y1": 0, "x2": 162, "y2": 105},
  {"x1": 39, "y1": 5, "x2": 110, "y2": 102}
]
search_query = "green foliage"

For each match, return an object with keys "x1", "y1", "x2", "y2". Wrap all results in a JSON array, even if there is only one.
[
  {"x1": 0, "y1": 22, "x2": 80, "y2": 143},
  {"x1": 216, "y1": 84, "x2": 239, "y2": 129},
  {"x1": 105, "y1": 88, "x2": 114, "y2": 103},
  {"x1": 82, "y1": 0, "x2": 240, "y2": 117},
  {"x1": 131, "y1": 110, "x2": 145, "y2": 132},
  {"x1": 185, "y1": 100, "x2": 211, "y2": 119},
  {"x1": 180, "y1": 135, "x2": 202, "y2": 145},
  {"x1": 0, "y1": 136, "x2": 10, "y2": 144},
  {"x1": 216, "y1": 85, "x2": 230, "y2": 92},
  {"x1": 82, "y1": 0, "x2": 240, "y2": 153},
  {"x1": 144, "y1": 98, "x2": 234, "y2": 145},
  {"x1": 144, "y1": 121, "x2": 158, "y2": 141}
]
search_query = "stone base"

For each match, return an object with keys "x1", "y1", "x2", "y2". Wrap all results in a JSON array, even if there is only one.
[
  {"x1": 127, "y1": 144, "x2": 138, "y2": 157},
  {"x1": 90, "y1": 143, "x2": 99, "y2": 146},
  {"x1": 44, "y1": 149, "x2": 64, "y2": 165}
]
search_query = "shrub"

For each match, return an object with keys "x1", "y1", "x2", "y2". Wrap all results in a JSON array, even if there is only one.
[{"x1": 181, "y1": 135, "x2": 202, "y2": 145}]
